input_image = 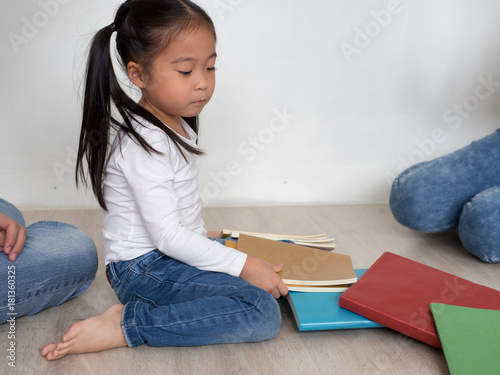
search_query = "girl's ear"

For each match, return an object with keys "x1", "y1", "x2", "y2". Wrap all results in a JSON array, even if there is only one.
[{"x1": 127, "y1": 62, "x2": 146, "y2": 88}]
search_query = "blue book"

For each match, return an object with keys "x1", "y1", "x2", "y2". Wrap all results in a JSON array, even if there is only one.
[{"x1": 286, "y1": 269, "x2": 384, "y2": 331}]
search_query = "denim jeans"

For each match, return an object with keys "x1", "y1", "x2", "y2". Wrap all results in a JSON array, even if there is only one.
[
  {"x1": 106, "y1": 249, "x2": 281, "y2": 347},
  {"x1": 0, "y1": 198, "x2": 98, "y2": 324},
  {"x1": 390, "y1": 129, "x2": 500, "y2": 262}
]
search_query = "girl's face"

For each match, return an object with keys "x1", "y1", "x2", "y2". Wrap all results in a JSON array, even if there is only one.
[{"x1": 129, "y1": 26, "x2": 216, "y2": 131}]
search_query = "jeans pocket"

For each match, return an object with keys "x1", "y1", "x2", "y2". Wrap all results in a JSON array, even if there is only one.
[
  {"x1": 106, "y1": 263, "x2": 122, "y2": 290},
  {"x1": 107, "y1": 261, "x2": 134, "y2": 298},
  {"x1": 133, "y1": 250, "x2": 165, "y2": 273},
  {"x1": 133, "y1": 291, "x2": 160, "y2": 307},
  {"x1": 110, "y1": 250, "x2": 165, "y2": 303}
]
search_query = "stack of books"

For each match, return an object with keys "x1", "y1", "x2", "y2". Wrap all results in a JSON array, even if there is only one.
[
  {"x1": 234, "y1": 234, "x2": 355, "y2": 292},
  {"x1": 222, "y1": 230, "x2": 500, "y2": 372},
  {"x1": 224, "y1": 233, "x2": 383, "y2": 331},
  {"x1": 338, "y1": 252, "x2": 500, "y2": 374},
  {"x1": 285, "y1": 268, "x2": 384, "y2": 331}
]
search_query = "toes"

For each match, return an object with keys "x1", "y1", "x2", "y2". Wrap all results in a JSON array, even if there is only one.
[
  {"x1": 43, "y1": 348, "x2": 63, "y2": 361},
  {"x1": 48, "y1": 346, "x2": 71, "y2": 361},
  {"x1": 56, "y1": 340, "x2": 72, "y2": 351},
  {"x1": 40, "y1": 343, "x2": 56, "y2": 357},
  {"x1": 40, "y1": 338, "x2": 74, "y2": 360},
  {"x1": 62, "y1": 322, "x2": 82, "y2": 342}
]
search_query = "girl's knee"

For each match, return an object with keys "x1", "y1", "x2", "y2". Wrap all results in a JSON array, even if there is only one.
[
  {"x1": 257, "y1": 295, "x2": 281, "y2": 340},
  {"x1": 458, "y1": 187, "x2": 500, "y2": 263},
  {"x1": 245, "y1": 288, "x2": 281, "y2": 341}
]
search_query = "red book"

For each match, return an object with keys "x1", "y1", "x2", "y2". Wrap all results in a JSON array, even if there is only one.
[{"x1": 338, "y1": 252, "x2": 500, "y2": 348}]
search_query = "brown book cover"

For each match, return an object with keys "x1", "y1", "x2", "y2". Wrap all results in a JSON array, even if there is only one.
[{"x1": 236, "y1": 234, "x2": 356, "y2": 286}]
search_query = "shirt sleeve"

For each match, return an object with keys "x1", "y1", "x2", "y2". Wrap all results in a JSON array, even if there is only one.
[{"x1": 119, "y1": 131, "x2": 247, "y2": 277}]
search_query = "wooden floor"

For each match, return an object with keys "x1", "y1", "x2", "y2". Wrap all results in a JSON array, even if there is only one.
[{"x1": 3, "y1": 204, "x2": 500, "y2": 374}]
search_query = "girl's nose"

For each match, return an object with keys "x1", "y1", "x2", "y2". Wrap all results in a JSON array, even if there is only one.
[{"x1": 195, "y1": 72, "x2": 209, "y2": 90}]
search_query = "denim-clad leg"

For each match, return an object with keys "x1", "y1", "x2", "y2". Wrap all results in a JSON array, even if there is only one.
[
  {"x1": 458, "y1": 186, "x2": 500, "y2": 263},
  {"x1": 106, "y1": 250, "x2": 281, "y2": 347},
  {"x1": 0, "y1": 198, "x2": 25, "y2": 226},
  {"x1": 0, "y1": 198, "x2": 98, "y2": 324},
  {"x1": 390, "y1": 129, "x2": 500, "y2": 233}
]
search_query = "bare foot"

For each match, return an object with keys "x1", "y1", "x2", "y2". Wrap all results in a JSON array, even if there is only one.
[{"x1": 41, "y1": 304, "x2": 127, "y2": 360}]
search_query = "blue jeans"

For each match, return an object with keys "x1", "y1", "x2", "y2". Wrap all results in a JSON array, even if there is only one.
[
  {"x1": 106, "y1": 249, "x2": 281, "y2": 347},
  {"x1": 390, "y1": 129, "x2": 500, "y2": 262},
  {"x1": 0, "y1": 198, "x2": 98, "y2": 324}
]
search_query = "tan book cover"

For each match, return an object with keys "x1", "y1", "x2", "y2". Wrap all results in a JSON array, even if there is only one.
[{"x1": 236, "y1": 234, "x2": 356, "y2": 286}]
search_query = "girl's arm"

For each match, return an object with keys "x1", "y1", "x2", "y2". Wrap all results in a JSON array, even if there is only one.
[
  {"x1": 112, "y1": 126, "x2": 288, "y2": 296},
  {"x1": 114, "y1": 129, "x2": 247, "y2": 276}
]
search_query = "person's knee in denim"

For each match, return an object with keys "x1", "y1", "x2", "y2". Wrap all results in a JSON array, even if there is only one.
[{"x1": 459, "y1": 186, "x2": 500, "y2": 263}]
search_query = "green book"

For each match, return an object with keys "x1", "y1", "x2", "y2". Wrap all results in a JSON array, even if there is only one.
[{"x1": 430, "y1": 303, "x2": 500, "y2": 375}]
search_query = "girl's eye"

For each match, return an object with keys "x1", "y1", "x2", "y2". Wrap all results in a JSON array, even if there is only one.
[
  {"x1": 179, "y1": 70, "x2": 192, "y2": 76},
  {"x1": 207, "y1": 66, "x2": 216, "y2": 72}
]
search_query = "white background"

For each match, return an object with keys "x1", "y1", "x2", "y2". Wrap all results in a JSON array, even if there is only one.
[{"x1": 2, "y1": 0, "x2": 500, "y2": 208}]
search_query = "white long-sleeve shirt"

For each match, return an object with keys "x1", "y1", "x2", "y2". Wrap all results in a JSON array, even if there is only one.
[{"x1": 102, "y1": 117, "x2": 247, "y2": 277}]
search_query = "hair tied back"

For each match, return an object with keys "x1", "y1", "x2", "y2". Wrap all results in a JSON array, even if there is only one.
[{"x1": 113, "y1": 0, "x2": 132, "y2": 32}]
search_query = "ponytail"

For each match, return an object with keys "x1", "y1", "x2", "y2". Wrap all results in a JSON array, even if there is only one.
[{"x1": 76, "y1": 0, "x2": 210, "y2": 210}]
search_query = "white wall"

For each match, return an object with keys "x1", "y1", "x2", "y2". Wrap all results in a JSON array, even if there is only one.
[{"x1": 2, "y1": 0, "x2": 500, "y2": 208}]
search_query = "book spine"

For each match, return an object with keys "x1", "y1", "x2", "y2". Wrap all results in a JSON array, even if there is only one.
[{"x1": 338, "y1": 295, "x2": 441, "y2": 349}]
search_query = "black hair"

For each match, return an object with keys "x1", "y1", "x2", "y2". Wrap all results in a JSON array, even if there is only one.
[{"x1": 75, "y1": 0, "x2": 215, "y2": 209}]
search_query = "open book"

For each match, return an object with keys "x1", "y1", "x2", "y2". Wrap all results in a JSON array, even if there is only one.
[{"x1": 220, "y1": 229, "x2": 335, "y2": 250}]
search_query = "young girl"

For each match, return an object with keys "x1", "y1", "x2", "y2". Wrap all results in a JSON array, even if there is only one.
[{"x1": 41, "y1": 0, "x2": 287, "y2": 360}]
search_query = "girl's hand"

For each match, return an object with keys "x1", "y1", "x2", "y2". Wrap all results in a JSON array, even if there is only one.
[
  {"x1": 239, "y1": 256, "x2": 288, "y2": 299},
  {"x1": 0, "y1": 213, "x2": 26, "y2": 262},
  {"x1": 206, "y1": 230, "x2": 221, "y2": 238}
]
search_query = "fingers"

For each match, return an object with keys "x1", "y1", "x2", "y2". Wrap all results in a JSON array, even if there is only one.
[
  {"x1": 206, "y1": 230, "x2": 221, "y2": 238},
  {"x1": 278, "y1": 281, "x2": 289, "y2": 297},
  {"x1": 271, "y1": 277, "x2": 288, "y2": 298},
  {"x1": 268, "y1": 263, "x2": 287, "y2": 298},
  {"x1": 239, "y1": 257, "x2": 289, "y2": 298},
  {"x1": 0, "y1": 230, "x2": 5, "y2": 249},
  {"x1": 0, "y1": 213, "x2": 26, "y2": 261},
  {"x1": 4, "y1": 225, "x2": 26, "y2": 262},
  {"x1": 272, "y1": 263, "x2": 283, "y2": 273},
  {"x1": 270, "y1": 283, "x2": 289, "y2": 299},
  {"x1": 269, "y1": 267, "x2": 288, "y2": 298}
]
